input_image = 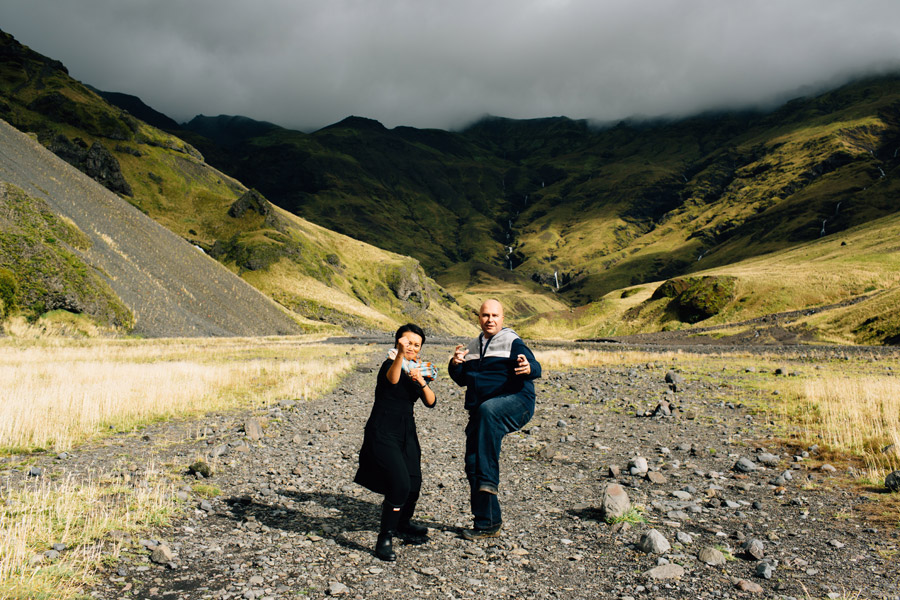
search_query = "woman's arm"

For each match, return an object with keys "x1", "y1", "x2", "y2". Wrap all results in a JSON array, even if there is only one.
[
  {"x1": 385, "y1": 338, "x2": 408, "y2": 384},
  {"x1": 409, "y1": 366, "x2": 437, "y2": 407}
]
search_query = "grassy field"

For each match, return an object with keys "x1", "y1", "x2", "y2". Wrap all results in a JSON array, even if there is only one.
[
  {"x1": 536, "y1": 347, "x2": 900, "y2": 477},
  {"x1": 0, "y1": 335, "x2": 369, "y2": 600}
]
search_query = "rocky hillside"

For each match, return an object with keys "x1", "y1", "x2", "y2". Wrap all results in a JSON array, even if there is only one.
[
  {"x1": 0, "y1": 119, "x2": 305, "y2": 337},
  {"x1": 0, "y1": 30, "x2": 473, "y2": 335}
]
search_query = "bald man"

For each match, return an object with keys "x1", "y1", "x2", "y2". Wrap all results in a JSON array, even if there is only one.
[{"x1": 448, "y1": 299, "x2": 542, "y2": 540}]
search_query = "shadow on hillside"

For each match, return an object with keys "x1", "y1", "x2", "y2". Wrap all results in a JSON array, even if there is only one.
[{"x1": 222, "y1": 490, "x2": 455, "y2": 555}]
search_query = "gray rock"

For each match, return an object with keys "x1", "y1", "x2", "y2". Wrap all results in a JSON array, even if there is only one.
[
  {"x1": 676, "y1": 531, "x2": 693, "y2": 545},
  {"x1": 644, "y1": 563, "x2": 684, "y2": 580},
  {"x1": 646, "y1": 471, "x2": 667, "y2": 485},
  {"x1": 327, "y1": 582, "x2": 349, "y2": 596},
  {"x1": 755, "y1": 561, "x2": 775, "y2": 579},
  {"x1": 756, "y1": 452, "x2": 779, "y2": 466},
  {"x1": 637, "y1": 529, "x2": 670, "y2": 554},
  {"x1": 742, "y1": 539, "x2": 765, "y2": 560},
  {"x1": 733, "y1": 457, "x2": 757, "y2": 473},
  {"x1": 244, "y1": 419, "x2": 263, "y2": 441},
  {"x1": 150, "y1": 544, "x2": 174, "y2": 565},
  {"x1": 608, "y1": 464, "x2": 621, "y2": 478},
  {"x1": 27, "y1": 466, "x2": 42, "y2": 477},
  {"x1": 628, "y1": 457, "x2": 649, "y2": 475},
  {"x1": 820, "y1": 463, "x2": 837, "y2": 473},
  {"x1": 698, "y1": 546, "x2": 726, "y2": 566},
  {"x1": 735, "y1": 579, "x2": 764, "y2": 593},
  {"x1": 884, "y1": 470, "x2": 900, "y2": 492},
  {"x1": 600, "y1": 484, "x2": 631, "y2": 521}
]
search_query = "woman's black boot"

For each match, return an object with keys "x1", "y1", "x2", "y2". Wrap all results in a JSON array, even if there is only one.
[
  {"x1": 397, "y1": 490, "x2": 428, "y2": 537},
  {"x1": 376, "y1": 502, "x2": 401, "y2": 561}
]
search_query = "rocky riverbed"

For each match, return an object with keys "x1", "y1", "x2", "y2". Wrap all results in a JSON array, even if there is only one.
[{"x1": 12, "y1": 341, "x2": 900, "y2": 599}]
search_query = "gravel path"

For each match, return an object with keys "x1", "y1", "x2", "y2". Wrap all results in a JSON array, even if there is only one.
[{"x1": 11, "y1": 342, "x2": 900, "y2": 600}]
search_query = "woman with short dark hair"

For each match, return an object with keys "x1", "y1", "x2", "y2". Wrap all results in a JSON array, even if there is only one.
[{"x1": 354, "y1": 323, "x2": 437, "y2": 561}]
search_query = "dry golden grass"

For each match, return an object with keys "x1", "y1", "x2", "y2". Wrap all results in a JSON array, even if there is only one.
[
  {"x1": 0, "y1": 469, "x2": 176, "y2": 600},
  {"x1": 0, "y1": 335, "x2": 368, "y2": 453},
  {"x1": 538, "y1": 348, "x2": 900, "y2": 479},
  {"x1": 0, "y1": 335, "x2": 372, "y2": 600},
  {"x1": 789, "y1": 375, "x2": 900, "y2": 477},
  {"x1": 534, "y1": 348, "x2": 696, "y2": 371}
]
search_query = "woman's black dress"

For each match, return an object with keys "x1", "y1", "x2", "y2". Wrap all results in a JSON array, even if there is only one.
[{"x1": 354, "y1": 359, "x2": 434, "y2": 506}]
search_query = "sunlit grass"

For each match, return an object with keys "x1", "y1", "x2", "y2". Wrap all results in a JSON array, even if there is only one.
[
  {"x1": 0, "y1": 335, "x2": 373, "y2": 600},
  {"x1": 537, "y1": 348, "x2": 900, "y2": 479},
  {"x1": 789, "y1": 375, "x2": 900, "y2": 477},
  {"x1": 0, "y1": 469, "x2": 176, "y2": 600},
  {"x1": 0, "y1": 335, "x2": 368, "y2": 454}
]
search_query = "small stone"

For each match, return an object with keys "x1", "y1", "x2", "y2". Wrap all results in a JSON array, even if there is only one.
[
  {"x1": 756, "y1": 453, "x2": 779, "y2": 466},
  {"x1": 327, "y1": 581, "x2": 349, "y2": 596},
  {"x1": 698, "y1": 546, "x2": 726, "y2": 566},
  {"x1": 742, "y1": 539, "x2": 765, "y2": 560},
  {"x1": 244, "y1": 418, "x2": 263, "y2": 441},
  {"x1": 735, "y1": 579, "x2": 764, "y2": 593},
  {"x1": 644, "y1": 563, "x2": 684, "y2": 580},
  {"x1": 600, "y1": 483, "x2": 631, "y2": 521},
  {"x1": 150, "y1": 544, "x2": 174, "y2": 565},
  {"x1": 733, "y1": 458, "x2": 757, "y2": 473},
  {"x1": 608, "y1": 465, "x2": 621, "y2": 478},
  {"x1": 628, "y1": 457, "x2": 649, "y2": 475},
  {"x1": 884, "y1": 470, "x2": 900, "y2": 492},
  {"x1": 756, "y1": 561, "x2": 775, "y2": 579},
  {"x1": 556, "y1": 419, "x2": 567, "y2": 428},
  {"x1": 27, "y1": 466, "x2": 42, "y2": 477},
  {"x1": 637, "y1": 529, "x2": 670, "y2": 554},
  {"x1": 828, "y1": 539, "x2": 845, "y2": 548},
  {"x1": 676, "y1": 531, "x2": 693, "y2": 545},
  {"x1": 646, "y1": 471, "x2": 667, "y2": 485},
  {"x1": 820, "y1": 464, "x2": 836, "y2": 473}
]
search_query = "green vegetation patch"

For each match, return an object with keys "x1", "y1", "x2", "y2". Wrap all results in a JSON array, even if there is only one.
[
  {"x1": 0, "y1": 183, "x2": 133, "y2": 328},
  {"x1": 651, "y1": 275, "x2": 737, "y2": 323}
]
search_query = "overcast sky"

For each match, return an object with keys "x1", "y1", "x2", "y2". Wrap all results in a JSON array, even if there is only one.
[{"x1": 3, "y1": 0, "x2": 900, "y2": 132}]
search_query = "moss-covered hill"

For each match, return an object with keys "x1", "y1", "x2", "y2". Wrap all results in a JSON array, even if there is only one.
[{"x1": 0, "y1": 29, "x2": 472, "y2": 335}]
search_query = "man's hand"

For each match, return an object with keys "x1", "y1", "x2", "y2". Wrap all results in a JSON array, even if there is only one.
[
  {"x1": 451, "y1": 344, "x2": 469, "y2": 365},
  {"x1": 514, "y1": 353, "x2": 531, "y2": 376}
]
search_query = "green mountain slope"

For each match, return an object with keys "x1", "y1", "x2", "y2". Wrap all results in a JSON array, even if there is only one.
[
  {"x1": 0, "y1": 30, "x2": 472, "y2": 335},
  {"x1": 179, "y1": 78, "x2": 900, "y2": 306}
]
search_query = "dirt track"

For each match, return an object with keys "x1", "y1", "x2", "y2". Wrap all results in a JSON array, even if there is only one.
[{"x1": 8, "y1": 339, "x2": 897, "y2": 600}]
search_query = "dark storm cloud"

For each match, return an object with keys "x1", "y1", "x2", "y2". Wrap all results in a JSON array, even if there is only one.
[{"x1": 3, "y1": 0, "x2": 900, "y2": 131}]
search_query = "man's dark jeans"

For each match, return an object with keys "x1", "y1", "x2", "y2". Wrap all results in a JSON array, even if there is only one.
[{"x1": 464, "y1": 392, "x2": 535, "y2": 530}]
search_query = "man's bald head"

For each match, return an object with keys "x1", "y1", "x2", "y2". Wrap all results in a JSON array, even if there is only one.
[{"x1": 479, "y1": 299, "x2": 504, "y2": 338}]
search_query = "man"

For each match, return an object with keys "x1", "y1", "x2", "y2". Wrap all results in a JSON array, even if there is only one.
[{"x1": 448, "y1": 299, "x2": 542, "y2": 540}]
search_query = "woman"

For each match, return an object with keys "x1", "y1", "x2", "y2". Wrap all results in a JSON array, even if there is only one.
[{"x1": 354, "y1": 323, "x2": 437, "y2": 561}]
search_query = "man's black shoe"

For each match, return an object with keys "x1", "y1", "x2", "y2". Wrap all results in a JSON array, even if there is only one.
[
  {"x1": 461, "y1": 523, "x2": 502, "y2": 541},
  {"x1": 397, "y1": 522, "x2": 429, "y2": 537},
  {"x1": 477, "y1": 483, "x2": 498, "y2": 495}
]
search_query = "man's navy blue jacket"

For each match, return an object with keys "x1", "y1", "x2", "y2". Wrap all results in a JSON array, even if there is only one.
[{"x1": 448, "y1": 327, "x2": 542, "y2": 410}]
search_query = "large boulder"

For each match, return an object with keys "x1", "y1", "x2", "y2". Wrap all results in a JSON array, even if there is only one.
[{"x1": 47, "y1": 135, "x2": 132, "y2": 196}]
